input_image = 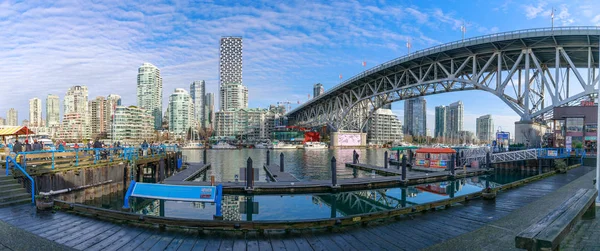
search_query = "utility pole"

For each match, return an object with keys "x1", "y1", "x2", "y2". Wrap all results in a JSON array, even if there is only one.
[
  {"x1": 461, "y1": 22, "x2": 466, "y2": 41},
  {"x1": 551, "y1": 8, "x2": 555, "y2": 30}
]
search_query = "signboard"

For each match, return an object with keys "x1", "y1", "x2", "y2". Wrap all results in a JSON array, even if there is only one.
[
  {"x1": 585, "y1": 136, "x2": 597, "y2": 141},
  {"x1": 580, "y1": 100, "x2": 595, "y2": 106},
  {"x1": 131, "y1": 183, "x2": 217, "y2": 202},
  {"x1": 547, "y1": 150, "x2": 558, "y2": 157},
  {"x1": 496, "y1": 132, "x2": 510, "y2": 140},
  {"x1": 338, "y1": 133, "x2": 362, "y2": 146},
  {"x1": 566, "y1": 136, "x2": 572, "y2": 152}
]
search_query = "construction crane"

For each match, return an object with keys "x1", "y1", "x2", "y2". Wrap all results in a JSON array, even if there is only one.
[{"x1": 277, "y1": 101, "x2": 292, "y2": 113}]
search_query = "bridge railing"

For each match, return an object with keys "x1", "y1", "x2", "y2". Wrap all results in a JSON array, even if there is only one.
[{"x1": 288, "y1": 26, "x2": 600, "y2": 115}]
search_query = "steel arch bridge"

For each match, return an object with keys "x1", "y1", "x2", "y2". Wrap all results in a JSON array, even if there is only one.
[{"x1": 287, "y1": 27, "x2": 600, "y2": 131}]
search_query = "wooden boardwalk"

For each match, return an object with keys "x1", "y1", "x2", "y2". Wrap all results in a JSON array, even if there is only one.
[
  {"x1": 263, "y1": 164, "x2": 299, "y2": 182},
  {"x1": 0, "y1": 166, "x2": 593, "y2": 250},
  {"x1": 163, "y1": 162, "x2": 211, "y2": 184}
]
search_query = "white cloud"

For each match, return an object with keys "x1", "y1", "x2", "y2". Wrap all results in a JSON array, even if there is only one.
[{"x1": 523, "y1": 2, "x2": 547, "y2": 19}]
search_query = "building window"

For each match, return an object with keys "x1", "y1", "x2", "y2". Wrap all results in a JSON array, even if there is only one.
[
  {"x1": 585, "y1": 124, "x2": 597, "y2": 133},
  {"x1": 566, "y1": 118, "x2": 584, "y2": 132},
  {"x1": 555, "y1": 120, "x2": 564, "y2": 131}
]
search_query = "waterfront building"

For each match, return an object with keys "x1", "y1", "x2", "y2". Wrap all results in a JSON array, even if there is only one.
[
  {"x1": 403, "y1": 97, "x2": 427, "y2": 137},
  {"x1": 57, "y1": 86, "x2": 90, "y2": 141},
  {"x1": 169, "y1": 88, "x2": 194, "y2": 138},
  {"x1": 313, "y1": 83, "x2": 324, "y2": 98},
  {"x1": 190, "y1": 80, "x2": 206, "y2": 128},
  {"x1": 367, "y1": 108, "x2": 403, "y2": 145},
  {"x1": 205, "y1": 93, "x2": 215, "y2": 129},
  {"x1": 7, "y1": 108, "x2": 18, "y2": 126},
  {"x1": 0, "y1": 117, "x2": 5, "y2": 126},
  {"x1": 551, "y1": 103, "x2": 597, "y2": 150},
  {"x1": 110, "y1": 106, "x2": 154, "y2": 143},
  {"x1": 476, "y1": 115, "x2": 494, "y2": 143},
  {"x1": 28, "y1": 98, "x2": 43, "y2": 127},
  {"x1": 105, "y1": 94, "x2": 122, "y2": 136},
  {"x1": 137, "y1": 62, "x2": 163, "y2": 130},
  {"x1": 446, "y1": 101, "x2": 464, "y2": 139},
  {"x1": 22, "y1": 120, "x2": 29, "y2": 127},
  {"x1": 219, "y1": 37, "x2": 247, "y2": 111},
  {"x1": 434, "y1": 106, "x2": 447, "y2": 138},
  {"x1": 46, "y1": 94, "x2": 60, "y2": 128},
  {"x1": 215, "y1": 108, "x2": 268, "y2": 141},
  {"x1": 89, "y1": 96, "x2": 107, "y2": 138}
]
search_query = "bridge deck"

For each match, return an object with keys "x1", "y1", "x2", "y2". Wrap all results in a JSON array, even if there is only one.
[
  {"x1": 163, "y1": 163, "x2": 211, "y2": 183},
  {"x1": 0, "y1": 166, "x2": 593, "y2": 250},
  {"x1": 263, "y1": 164, "x2": 299, "y2": 182}
]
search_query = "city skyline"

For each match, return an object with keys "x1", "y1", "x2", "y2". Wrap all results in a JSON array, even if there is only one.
[{"x1": 1, "y1": 1, "x2": 599, "y2": 136}]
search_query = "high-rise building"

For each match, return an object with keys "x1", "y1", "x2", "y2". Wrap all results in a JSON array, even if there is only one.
[
  {"x1": 367, "y1": 108, "x2": 403, "y2": 145},
  {"x1": 476, "y1": 115, "x2": 494, "y2": 143},
  {"x1": 89, "y1": 96, "x2": 107, "y2": 138},
  {"x1": 169, "y1": 88, "x2": 194, "y2": 138},
  {"x1": 446, "y1": 101, "x2": 464, "y2": 139},
  {"x1": 46, "y1": 94, "x2": 60, "y2": 127},
  {"x1": 219, "y1": 37, "x2": 246, "y2": 111},
  {"x1": 105, "y1": 94, "x2": 122, "y2": 136},
  {"x1": 434, "y1": 105, "x2": 447, "y2": 138},
  {"x1": 29, "y1": 98, "x2": 43, "y2": 127},
  {"x1": 7, "y1": 108, "x2": 18, "y2": 126},
  {"x1": 403, "y1": 97, "x2": 427, "y2": 137},
  {"x1": 205, "y1": 93, "x2": 215, "y2": 129},
  {"x1": 22, "y1": 120, "x2": 29, "y2": 127},
  {"x1": 0, "y1": 117, "x2": 5, "y2": 126},
  {"x1": 137, "y1": 62, "x2": 163, "y2": 130},
  {"x1": 215, "y1": 108, "x2": 267, "y2": 140},
  {"x1": 190, "y1": 80, "x2": 206, "y2": 128},
  {"x1": 57, "y1": 86, "x2": 90, "y2": 141},
  {"x1": 110, "y1": 106, "x2": 154, "y2": 143},
  {"x1": 313, "y1": 83, "x2": 324, "y2": 98}
]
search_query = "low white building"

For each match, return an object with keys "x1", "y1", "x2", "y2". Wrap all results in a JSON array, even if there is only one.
[
  {"x1": 367, "y1": 108, "x2": 403, "y2": 145},
  {"x1": 109, "y1": 106, "x2": 154, "y2": 143}
]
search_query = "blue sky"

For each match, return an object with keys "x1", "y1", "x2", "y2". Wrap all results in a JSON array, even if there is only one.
[{"x1": 1, "y1": 0, "x2": 599, "y2": 136}]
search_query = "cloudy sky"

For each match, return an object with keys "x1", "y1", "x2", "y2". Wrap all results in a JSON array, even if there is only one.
[{"x1": 1, "y1": 0, "x2": 599, "y2": 135}]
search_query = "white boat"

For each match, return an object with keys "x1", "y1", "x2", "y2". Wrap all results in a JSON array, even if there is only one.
[
  {"x1": 254, "y1": 142, "x2": 270, "y2": 149},
  {"x1": 303, "y1": 142, "x2": 328, "y2": 149},
  {"x1": 270, "y1": 141, "x2": 297, "y2": 149},
  {"x1": 212, "y1": 141, "x2": 237, "y2": 149},
  {"x1": 182, "y1": 142, "x2": 204, "y2": 150}
]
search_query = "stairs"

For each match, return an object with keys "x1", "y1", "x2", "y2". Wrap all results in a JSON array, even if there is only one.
[{"x1": 0, "y1": 176, "x2": 32, "y2": 207}]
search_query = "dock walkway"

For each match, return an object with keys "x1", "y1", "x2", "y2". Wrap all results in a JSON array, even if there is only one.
[
  {"x1": 163, "y1": 162, "x2": 210, "y2": 184},
  {"x1": 0, "y1": 166, "x2": 593, "y2": 250},
  {"x1": 263, "y1": 164, "x2": 299, "y2": 182}
]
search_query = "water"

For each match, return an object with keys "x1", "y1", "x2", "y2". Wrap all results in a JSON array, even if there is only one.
[
  {"x1": 85, "y1": 168, "x2": 544, "y2": 221},
  {"x1": 182, "y1": 148, "x2": 390, "y2": 182}
]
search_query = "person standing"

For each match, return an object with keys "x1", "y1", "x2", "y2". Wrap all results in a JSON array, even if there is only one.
[
  {"x1": 13, "y1": 140, "x2": 22, "y2": 154},
  {"x1": 141, "y1": 140, "x2": 149, "y2": 156},
  {"x1": 25, "y1": 140, "x2": 32, "y2": 152}
]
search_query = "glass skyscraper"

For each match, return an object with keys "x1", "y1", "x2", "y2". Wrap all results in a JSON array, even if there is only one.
[
  {"x1": 137, "y1": 62, "x2": 163, "y2": 130},
  {"x1": 403, "y1": 97, "x2": 427, "y2": 137}
]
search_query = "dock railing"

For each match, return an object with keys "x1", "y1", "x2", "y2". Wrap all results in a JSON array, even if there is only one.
[{"x1": 5, "y1": 156, "x2": 35, "y2": 204}]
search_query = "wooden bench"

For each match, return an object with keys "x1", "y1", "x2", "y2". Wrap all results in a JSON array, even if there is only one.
[{"x1": 515, "y1": 188, "x2": 597, "y2": 251}]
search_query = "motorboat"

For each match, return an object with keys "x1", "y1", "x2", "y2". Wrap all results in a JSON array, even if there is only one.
[
  {"x1": 181, "y1": 142, "x2": 204, "y2": 150},
  {"x1": 303, "y1": 142, "x2": 328, "y2": 149},
  {"x1": 212, "y1": 141, "x2": 237, "y2": 149},
  {"x1": 254, "y1": 142, "x2": 270, "y2": 149},
  {"x1": 270, "y1": 141, "x2": 297, "y2": 149}
]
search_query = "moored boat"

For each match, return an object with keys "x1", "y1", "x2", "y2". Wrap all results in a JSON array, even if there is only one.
[{"x1": 303, "y1": 141, "x2": 328, "y2": 149}]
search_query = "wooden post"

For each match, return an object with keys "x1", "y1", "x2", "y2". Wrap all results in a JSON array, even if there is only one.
[
  {"x1": 279, "y1": 153, "x2": 284, "y2": 172},
  {"x1": 331, "y1": 156, "x2": 337, "y2": 186},
  {"x1": 450, "y1": 154, "x2": 455, "y2": 176},
  {"x1": 384, "y1": 151, "x2": 388, "y2": 169},
  {"x1": 396, "y1": 150, "x2": 401, "y2": 169},
  {"x1": 203, "y1": 148, "x2": 207, "y2": 164},
  {"x1": 353, "y1": 150, "x2": 357, "y2": 164},
  {"x1": 486, "y1": 152, "x2": 491, "y2": 169},
  {"x1": 266, "y1": 150, "x2": 270, "y2": 166},
  {"x1": 210, "y1": 175, "x2": 215, "y2": 186},
  {"x1": 401, "y1": 155, "x2": 407, "y2": 181},
  {"x1": 247, "y1": 157, "x2": 253, "y2": 189},
  {"x1": 408, "y1": 150, "x2": 413, "y2": 165}
]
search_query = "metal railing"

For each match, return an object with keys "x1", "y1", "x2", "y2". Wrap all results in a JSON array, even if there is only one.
[
  {"x1": 5, "y1": 156, "x2": 35, "y2": 204},
  {"x1": 288, "y1": 26, "x2": 600, "y2": 115}
]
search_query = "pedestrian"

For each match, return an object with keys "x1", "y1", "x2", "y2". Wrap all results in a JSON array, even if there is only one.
[
  {"x1": 25, "y1": 140, "x2": 32, "y2": 152},
  {"x1": 13, "y1": 140, "x2": 22, "y2": 154},
  {"x1": 58, "y1": 141, "x2": 65, "y2": 151},
  {"x1": 356, "y1": 153, "x2": 360, "y2": 163},
  {"x1": 33, "y1": 140, "x2": 41, "y2": 151},
  {"x1": 141, "y1": 140, "x2": 149, "y2": 156}
]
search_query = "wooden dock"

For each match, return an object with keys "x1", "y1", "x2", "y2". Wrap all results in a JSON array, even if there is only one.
[
  {"x1": 163, "y1": 162, "x2": 211, "y2": 184},
  {"x1": 346, "y1": 162, "x2": 488, "y2": 179},
  {"x1": 0, "y1": 166, "x2": 593, "y2": 251},
  {"x1": 262, "y1": 164, "x2": 299, "y2": 182}
]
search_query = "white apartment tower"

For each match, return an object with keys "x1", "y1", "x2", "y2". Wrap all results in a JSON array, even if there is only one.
[
  {"x1": 476, "y1": 115, "x2": 494, "y2": 143},
  {"x1": 219, "y1": 37, "x2": 247, "y2": 111},
  {"x1": 57, "y1": 86, "x2": 90, "y2": 141},
  {"x1": 169, "y1": 88, "x2": 194, "y2": 138},
  {"x1": 46, "y1": 94, "x2": 60, "y2": 127},
  {"x1": 137, "y1": 62, "x2": 163, "y2": 130},
  {"x1": 190, "y1": 80, "x2": 206, "y2": 128},
  {"x1": 7, "y1": 108, "x2": 18, "y2": 126},
  {"x1": 29, "y1": 98, "x2": 43, "y2": 127}
]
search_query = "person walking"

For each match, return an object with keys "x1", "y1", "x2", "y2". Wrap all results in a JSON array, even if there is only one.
[
  {"x1": 141, "y1": 140, "x2": 149, "y2": 156},
  {"x1": 13, "y1": 140, "x2": 22, "y2": 154},
  {"x1": 25, "y1": 140, "x2": 32, "y2": 152}
]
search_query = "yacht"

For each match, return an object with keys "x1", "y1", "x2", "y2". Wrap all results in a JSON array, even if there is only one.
[
  {"x1": 254, "y1": 142, "x2": 270, "y2": 149},
  {"x1": 303, "y1": 142, "x2": 328, "y2": 149},
  {"x1": 212, "y1": 141, "x2": 237, "y2": 149},
  {"x1": 270, "y1": 141, "x2": 297, "y2": 149},
  {"x1": 181, "y1": 142, "x2": 204, "y2": 150}
]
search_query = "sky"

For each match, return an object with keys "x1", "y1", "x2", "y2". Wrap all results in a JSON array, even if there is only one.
[{"x1": 1, "y1": 0, "x2": 599, "y2": 136}]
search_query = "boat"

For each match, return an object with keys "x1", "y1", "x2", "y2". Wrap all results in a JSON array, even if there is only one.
[
  {"x1": 212, "y1": 141, "x2": 237, "y2": 149},
  {"x1": 303, "y1": 142, "x2": 328, "y2": 149},
  {"x1": 270, "y1": 141, "x2": 297, "y2": 149},
  {"x1": 254, "y1": 142, "x2": 271, "y2": 149},
  {"x1": 182, "y1": 142, "x2": 204, "y2": 150}
]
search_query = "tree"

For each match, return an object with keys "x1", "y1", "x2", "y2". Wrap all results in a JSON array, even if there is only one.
[{"x1": 197, "y1": 126, "x2": 214, "y2": 148}]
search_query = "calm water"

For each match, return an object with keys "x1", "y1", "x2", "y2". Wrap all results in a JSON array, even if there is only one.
[
  {"x1": 86, "y1": 168, "x2": 543, "y2": 221},
  {"x1": 182, "y1": 148, "x2": 391, "y2": 182}
]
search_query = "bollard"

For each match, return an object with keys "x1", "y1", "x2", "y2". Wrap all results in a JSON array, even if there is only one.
[
  {"x1": 450, "y1": 154, "x2": 455, "y2": 176},
  {"x1": 408, "y1": 150, "x2": 413, "y2": 165},
  {"x1": 396, "y1": 150, "x2": 401, "y2": 169},
  {"x1": 203, "y1": 148, "x2": 207, "y2": 164},
  {"x1": 210, "y1": 175, "x2": 215, "y2": 186},
  {"x1": 401, "y1": 155, "x2": 407, "y2": 181},
  {"x1": 266, "y1": 150, "x2": 270, "y2": 166},
  {"x1": 486, "y1": 152, "x2": 491, "y2": 169},
  {"x1": 280, "y1": 152, "x2": 284, "y2": 172},
  {"x1": 331, "y1": 156, "x2": 338, "y2": 186},
  {"x1": 352, "y1": 150, "x2": 357, "y2": 164},
  {"x1": 247, "y1": 157, "x2": 253, "y2": 189},
  {"x1": 384, "y1": 151, "x2": 388, "y2": 169}
]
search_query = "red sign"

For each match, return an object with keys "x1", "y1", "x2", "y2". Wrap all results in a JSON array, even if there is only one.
[{"x1": 580, "y1": 101, "x2": 595, "y2": 106}]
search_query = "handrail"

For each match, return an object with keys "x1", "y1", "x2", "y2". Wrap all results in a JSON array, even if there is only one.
[
  {"x1": 288, "y1": 26, "x2": 600, "y2": 115},
  {"x1": 5, "y1": 156, "x2": 35, "y2": 204}
]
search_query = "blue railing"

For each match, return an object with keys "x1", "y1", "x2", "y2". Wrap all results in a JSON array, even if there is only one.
[
  {"x1": 536, "y1": 148, "x2": 587, "y2": 159},
  {"x1": 5, "y1": 156, "x2": 35, "y2": 204}
]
